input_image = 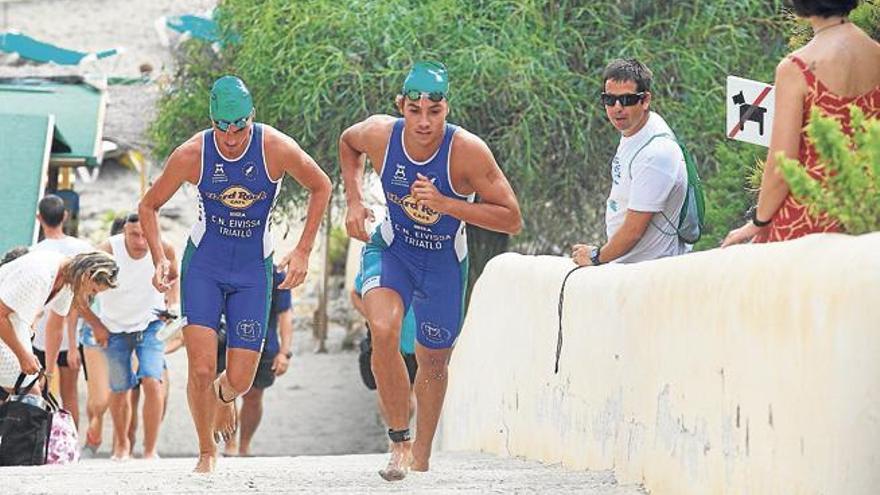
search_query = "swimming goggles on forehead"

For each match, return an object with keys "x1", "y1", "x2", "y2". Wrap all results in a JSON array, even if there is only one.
[
  {"x1": 600, "y1": 92, "x2": 646, "y2": 107},
  {"x1": 403, "y1": 89, "x2": 446, "y2": 102},
  {"x1": 213, "y1": 115, "x2": 250, "y2": 132}
]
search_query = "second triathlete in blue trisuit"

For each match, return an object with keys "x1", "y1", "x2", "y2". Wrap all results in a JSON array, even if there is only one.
[
  {"x1": 340, "y1": 62, "x2": 522, "y2": 481},
  {"x1": 139, "y1": 76, "x2": 331, "y2": 473}
]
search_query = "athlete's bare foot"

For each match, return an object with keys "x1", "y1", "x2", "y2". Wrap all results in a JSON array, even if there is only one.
[
  {"x1": 193, "y1": 453, "x2": 217, "y2": 473},
  {"x1": 212, "y1": 399, "x2": 237, "y2": 443},
  {"x1": 212, "y1": 380, "x2": 237, "y2": 443},
  {"x1": 378, "y1": 443, "x2": 413, "y2": 481},
  {"x1": 411, "y1": 442, "x2": 430, "y2": 471},
  {"x1": 411, "y1": 458, "x2": 429, "y2": 472}
]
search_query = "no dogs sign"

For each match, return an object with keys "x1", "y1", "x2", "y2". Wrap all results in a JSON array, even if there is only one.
[{"x1": 726, "y1": 76, "x2": 775, "y2": 147}]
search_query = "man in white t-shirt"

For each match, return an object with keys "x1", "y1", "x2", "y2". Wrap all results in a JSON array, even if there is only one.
[
  {"x1": 572, "y1": 58, "x2": 687, "y2": 266},
  {"x1": 30, "y1": 195, "x2": 93, "y2": 430}
]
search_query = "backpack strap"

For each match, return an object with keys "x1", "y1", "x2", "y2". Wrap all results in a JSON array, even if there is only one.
[{"x1": 627, "y1": 132, "x2": 675, "y2": 180}]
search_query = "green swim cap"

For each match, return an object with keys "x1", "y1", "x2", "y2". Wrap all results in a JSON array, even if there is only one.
[
  {"x1": 402, "y1": 61, "x2": 449, "y2": 96},
  {"x1": 210, "y1": 75, "x2": 254, "y2": 122}
]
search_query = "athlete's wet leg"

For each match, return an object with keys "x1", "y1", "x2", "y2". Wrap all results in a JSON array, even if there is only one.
[
  {"x1": 365, "y1": 288, "x2": 413, "y2": 481},
  {"x1": 411, "y1": 344, "x2": 453, "y2": 471},
  {"x1": 183, "y1": 325, "x2": 219, "y2": 473}
]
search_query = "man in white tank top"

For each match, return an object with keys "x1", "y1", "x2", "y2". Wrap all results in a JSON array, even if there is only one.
[{"x1": 85, "y1": 213, "x2": 179, "y2": 460}]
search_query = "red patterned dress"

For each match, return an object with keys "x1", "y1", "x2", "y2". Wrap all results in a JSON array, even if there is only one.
[{"x1": 755, "y1": 55, "x2": 880, "y2": 243}]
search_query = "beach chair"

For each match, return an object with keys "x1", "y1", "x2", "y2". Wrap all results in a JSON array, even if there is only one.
[
  {"x1": 0, "y1": 30, "x2": 120, "y2": 65},
  {"x1": 155, "y1": 10, "x2": 238, "y2": 51},
  {"x1": 155, "y1": 12, "x2": 220, "y2": 48}
]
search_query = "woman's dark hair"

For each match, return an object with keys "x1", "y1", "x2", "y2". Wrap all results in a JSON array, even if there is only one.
[{"x1": 787, "y1": 0, "x2": 859, "y2": 17}]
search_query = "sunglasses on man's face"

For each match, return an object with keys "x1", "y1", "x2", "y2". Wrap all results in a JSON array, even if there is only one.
[
  {"x1": 213, "y1": 115, "x2": 250, "y2": 132},
  {"x1": 600, "y1": 92, "x2": 646, "y2": 107},
  {"x1": 403, "y1": 90, "x2": 446, "y2": 102}
]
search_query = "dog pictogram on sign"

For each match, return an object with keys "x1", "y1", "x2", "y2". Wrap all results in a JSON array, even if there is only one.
[{"x1": 726, "y1": 76, "x2": 775, "y2": 147}]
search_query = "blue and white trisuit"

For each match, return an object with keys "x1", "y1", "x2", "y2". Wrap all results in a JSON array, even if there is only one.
[
  {"x1": 181, "y1": 124, "x2": 280, "y2": 352},
  {"x1": 361, "y1": 118, "x2": 473, "y2": 349}
]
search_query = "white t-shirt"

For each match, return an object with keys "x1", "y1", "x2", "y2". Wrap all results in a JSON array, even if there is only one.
[
  {"x1": 605, "y1": 112, "x2": 687, "y2": 264},
  {"x1": 0, "y1": 250, "x2": 73, "y2": 387},
  {"x1": 31, "y1": 236, "x2": 93, "y2": 351}
]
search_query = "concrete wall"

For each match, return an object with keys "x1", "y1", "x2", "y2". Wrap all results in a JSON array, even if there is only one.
[{"x1": 440, "y1": 233, "x2": 880, "y2": 495}]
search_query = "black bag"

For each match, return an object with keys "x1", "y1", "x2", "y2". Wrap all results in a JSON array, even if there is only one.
[
  {"x1": 358, "y1": 326, "x2": 377, "y2": 390},
  {"x1": 0, "y1": 373, "x2": 54, "y2": 466}
]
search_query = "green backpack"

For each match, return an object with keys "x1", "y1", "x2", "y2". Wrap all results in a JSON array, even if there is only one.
[{"x1": 628, "y1": 133, "x2": 705, "y2": 244}]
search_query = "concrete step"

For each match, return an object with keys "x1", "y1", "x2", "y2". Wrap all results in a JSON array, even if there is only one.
[{"x1": 1, "y1": 451, "x2": 645, "y2": 494}]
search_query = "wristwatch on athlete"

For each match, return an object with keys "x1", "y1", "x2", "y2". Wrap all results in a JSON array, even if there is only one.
[
  {"x1": 590, "y1": 246, "x2": 603, "y2": 266},
  {"x1": 284, "y1": 350, "x2": 293, "y2": 359}
]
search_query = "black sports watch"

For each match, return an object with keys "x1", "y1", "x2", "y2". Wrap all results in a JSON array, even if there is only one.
[
  {"x1": 749, "y1": 207, "x2": 772, "y2": 227},
  {"x1": 590, "y1": 246, "x2": 603, "y2": 266},
  {"x1": 284, "y1": 351, "x2": 293, "y2": 359}
]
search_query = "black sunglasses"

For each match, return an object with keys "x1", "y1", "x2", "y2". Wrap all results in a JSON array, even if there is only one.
[
  {"x1": 600, "y1": 92, "x2": 646, "y2": 107},
  {"x1": 403, "y1": 89, "x2": 446, "y2": 102}
]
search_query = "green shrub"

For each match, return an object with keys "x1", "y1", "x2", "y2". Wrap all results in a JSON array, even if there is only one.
[{"x1": 778, "y1": 107, "x2": 880, "y2": 234}]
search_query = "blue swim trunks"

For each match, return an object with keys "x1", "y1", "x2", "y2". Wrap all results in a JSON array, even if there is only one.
[
  {"x1": 361, "y1": 119, "x2": 472, "y2": 349},
  {"x1": 180, "y1": 123, "x2": 280, "y2": 352},
  {"x1": 354, "y1": 248, "x2": 416, "y2": 355}
]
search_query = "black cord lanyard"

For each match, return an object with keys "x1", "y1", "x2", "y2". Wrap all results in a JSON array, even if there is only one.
[{"x1": 555, "y1": 265, "x2": 586, "y2": 373}]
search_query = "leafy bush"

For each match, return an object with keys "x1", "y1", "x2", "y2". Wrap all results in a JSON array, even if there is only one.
[{"x1": 778, "y1": 107, "x2": 880, "y2": 234}]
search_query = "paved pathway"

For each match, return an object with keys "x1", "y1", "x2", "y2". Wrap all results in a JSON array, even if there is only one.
[{"x1": 2, "y1": 452, "x2": 646, "y2": 494}]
